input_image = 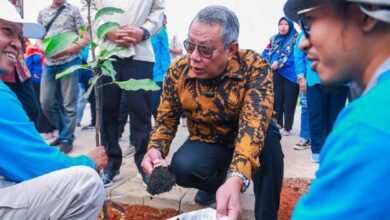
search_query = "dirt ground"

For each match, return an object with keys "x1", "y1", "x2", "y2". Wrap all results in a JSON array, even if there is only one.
[
  {"x1": 278, "y1": 178, "x2": 311, "y2": 220},
  {"x1": 99, "y1": 178, "x2": 311, "y2": 220}
]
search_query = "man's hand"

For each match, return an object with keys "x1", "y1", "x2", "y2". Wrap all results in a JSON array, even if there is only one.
[
  {"x1": 87, "y1": 146, "x2": 108, "y2": 171},
  {"x1": 298, "y1": 77, "x2": 307, "y2": 93},
  {"x1": 51, "y1": 49, "x2": 69, "y2": 59},
  {"x1": 141, "y1": 148, "x2": 163, "y2": 176},
  {"x1": 216, "y1": 176, "x2": 243, "y2": 220}
]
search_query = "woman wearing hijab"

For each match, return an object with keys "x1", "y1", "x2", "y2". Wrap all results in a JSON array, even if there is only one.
[{"x1": 263, "y1": 17, "x2": 299, "y2": 136}]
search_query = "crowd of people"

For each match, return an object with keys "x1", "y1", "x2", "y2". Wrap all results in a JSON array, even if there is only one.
[{"x1": 0, "y1": 0, "x2": 389, "y2": 219}]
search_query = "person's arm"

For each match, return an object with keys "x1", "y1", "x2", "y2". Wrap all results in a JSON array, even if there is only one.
[
  {"x1": 142, "y1": 59, "x2": 183, "y2": 174},
  {"x1": 294, "y1": 33, "x2": 307, "y2": 93},
  {"x1": 0, "y1": 83, "x2": 96, "y2": 183},
  {"x1": 216, "y1": 55, "x2": 274, "y2": 219}
]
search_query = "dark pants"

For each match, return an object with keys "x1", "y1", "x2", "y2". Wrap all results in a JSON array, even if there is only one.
[
  {"x1": 307, "y1": 84, "x2": 348, "y2": 153},
  {"x1": 6, "y1": 77, "x2": 39, "y2": 125},
  {"x1": 273, "y1": 72, "x2": 299, "y2": 131},
  {"x1": 101, "y1": 57, "x2": 153, "y2": 173},
  {"x1": 151, "y1": 81, "x2": 163, "y2": 119},
  {"x1": 118, "y1": 93, "x2": 134, "y2": 145},
  {"x1": 170, "y1": 121, "x2": 283, "y2": 220},
  {"x1": 33, "y1": 83, "x2": 55, "y2": 133}
]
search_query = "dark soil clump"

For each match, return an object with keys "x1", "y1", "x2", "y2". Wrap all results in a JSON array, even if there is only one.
[{"x1": 147, "y1": 166, "x2": 176, "y2": 195}]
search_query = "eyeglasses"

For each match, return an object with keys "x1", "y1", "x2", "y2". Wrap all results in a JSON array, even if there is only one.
[
  {"x1": 183, "y1": 39, "x2": 215, "y2": 59},
  {"x1": 298, "y1": 15, "x2": 311, "y2": 38},
  {"x1": 297, "y1": 5, "x2": 323, "y2": 38}
]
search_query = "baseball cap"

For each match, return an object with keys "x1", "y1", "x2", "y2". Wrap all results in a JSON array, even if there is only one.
[
  {"x1": 284, "y1": 0, "x2": 390, "y2": 24},
  {"x1": 0, "y1": 0, "x2": 45, "y2": 39}
]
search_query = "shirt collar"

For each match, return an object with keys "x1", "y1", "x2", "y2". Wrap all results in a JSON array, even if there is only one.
[{"x1": 363, "y1": 57, "x2": 390, "y2": 95}]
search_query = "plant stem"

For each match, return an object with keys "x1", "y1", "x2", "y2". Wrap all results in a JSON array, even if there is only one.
[{"x1": 87, "y1": 0, "x2": 102, "y2": 147}]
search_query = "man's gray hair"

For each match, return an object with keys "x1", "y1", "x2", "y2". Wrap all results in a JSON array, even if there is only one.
[{"x1": 190, "y1": 5, "x2": 240, "y2": 49}]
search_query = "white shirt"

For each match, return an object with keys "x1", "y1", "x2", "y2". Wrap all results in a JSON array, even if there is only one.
[{"x1": 81, "y1": 0, "x2": 165, "y2": 62}]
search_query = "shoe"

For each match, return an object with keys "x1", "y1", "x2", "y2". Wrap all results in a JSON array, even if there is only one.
[
  {"x1": 294, "y1": 138, "x2": 311, "y2": 150},
  {"x1": 102, "y1": 170, "x2": 120, "y2": 188},
  {"x1": 122, "y1": 144, "x2": 135, "y2": 157},
  {"x1": 194, "y1": 190, "x2": 216, "y2": 206},
  {"x1": 60, "y1": 141, "x2": 73, "y2": 154},
  {"x1": 311, "y1": 153, "x2": 320, "y2": 163},
  {"x1": 49, "y1": 138, "x2": 61, "y2": 146},
  {"x1": 81, "y1": 124, "x2": 95, "y2": 130},
  {"x1": 281, "y1": 129, "x2": 291, "y2": 136}
]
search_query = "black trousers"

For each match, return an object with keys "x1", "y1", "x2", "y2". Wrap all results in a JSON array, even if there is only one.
[
  {"x1": 101, "y1": 57, "x2": 153, "y2": 173},
  {"x1": 33, "y1": 83, "x2": 55, "y2": 133},
  {"x1": 170, "y1": 121, "x2": 284, "y2": 220},
  {"x1": 6, "y1": 77, "x2": 39, "y2": 125},
  {"x1": 273, "y1": 72, "x2": 299, "y2": 131}
]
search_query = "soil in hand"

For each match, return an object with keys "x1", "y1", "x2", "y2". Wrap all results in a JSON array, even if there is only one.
[{"x1": 147, "y1": 166, "x2": 176, "y2": 195}]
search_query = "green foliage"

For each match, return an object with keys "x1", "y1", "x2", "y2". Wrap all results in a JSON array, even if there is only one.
[
  {"x1": 55, "y1": 64, "x2": 91, "y2": 80},
  {"x1": 48, "y1": 6, "x2": 159, "y2": 97},
  {"x1": 114, "y1": 79, "x2": 161, "y2": 91},
  {"x1": 97, "y1": 22, "x2": 120, "y2": 39},
  {"x1": 101, "y1": 59, "x2": 116, "y2": 81},
  {"x1": 94, "y1": 7, "x2": 124, "y2": 21},
  {"x1": 44, "y1": 32, "x2": 79, "y2": 58}
]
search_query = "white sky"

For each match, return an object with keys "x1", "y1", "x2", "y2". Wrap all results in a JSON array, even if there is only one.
[{"x1": 23, "y1": 0, "x2": 289, "y2": 52}]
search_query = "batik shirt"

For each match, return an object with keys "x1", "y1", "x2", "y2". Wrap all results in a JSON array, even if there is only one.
[
  {"x1": 38, "y1": 2, "x2": 85, "y2": 66},
  {"x1": 148, "y1": 49, "x2": 274, "y2": 181}
]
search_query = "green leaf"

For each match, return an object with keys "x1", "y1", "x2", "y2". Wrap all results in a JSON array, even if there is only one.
[
  {"x1": 114, "y1": 79, "x2": 160, "y2": 91},
  {"x1": 97, "y1": 22, "x2": 120, "y2": 39},
  {"x1": 42, "y1": 37, "x2": 52, "y2": 49},
  {"x1": 55, "y1": 64, "x2": 91, "y2": 80},
  {"x1": 79, "y1": 25, "x2": 87, "y2": 32},
  {"x1": 94, "y1": 7, "x2": 124, "y2": 21},
  {"x1": 99, "y1": 47, "x2": 127, "y2": 60},
  {"x1": 45, "y1": 32, "x2": 79, "y2": 58},
  {"x1": 84, "y1": 76, "x2": 99, "y2": 99},
  {"x1": 91, "y1": 41, "x2": 98, "y2": 49},
  {"x1": 101, "y1": 59, "x2": 116, "y2": 81}
]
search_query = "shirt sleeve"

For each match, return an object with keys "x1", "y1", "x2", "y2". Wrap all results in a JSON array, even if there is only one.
[
  {"x1": 141, "y1": 0, "x2": 165, "y2": 36},
  {"x1": 0, "y1": 83, "x2": 95, "y2": 183},
  {"x1": 294, "y1": 33, "x2": 306, "y2": 79},
  {"x1": 293, "y1": 119, "x2": 390, "y2": 219},
  {"x1": 147, "y1": 60, "x2": 182, "y2": 156},
  {"x1": 228, "y1": 57, "x2": 274, "y2": 181}
]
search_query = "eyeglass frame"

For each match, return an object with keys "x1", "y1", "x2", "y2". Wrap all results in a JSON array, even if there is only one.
[
  {"x1": 183, "y1": 39, "x2": 217, "y2": 59},
  {"x1": 297, "y1": 5, "x2": 324, "y2": 38}
]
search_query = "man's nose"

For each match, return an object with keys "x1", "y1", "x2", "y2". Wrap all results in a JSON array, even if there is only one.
[{"x1": 299, "y1": 35, "x2": 311, "y2": 52}]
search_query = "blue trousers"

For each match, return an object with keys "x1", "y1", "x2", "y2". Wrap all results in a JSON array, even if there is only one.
[
  {"x1": 299, "y1": 92, "x2": 310, "y2": 140},
  {"x1": 307, "y1": 84, "x2": 349, "y2": 153},
  {"x1": 40, "y1": 58, "x2": 81, "y2": 142}
]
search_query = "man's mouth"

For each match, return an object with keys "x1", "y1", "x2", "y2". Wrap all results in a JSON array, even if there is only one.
[{"x1": 4, "y1": 51, "x2": 17, "y2": 60}]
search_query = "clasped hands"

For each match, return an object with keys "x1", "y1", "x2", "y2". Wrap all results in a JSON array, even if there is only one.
[{"x1": 105, "y1": 25, "x2": 144, "y2": 47}]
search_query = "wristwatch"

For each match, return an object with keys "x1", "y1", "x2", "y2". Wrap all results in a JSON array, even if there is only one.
[
  {"x1": 227, "y1": 171, "x2": 250, "y2": 193},
  {"x1": 139, "y1": 27, "x2": 150, "y2": 41}
]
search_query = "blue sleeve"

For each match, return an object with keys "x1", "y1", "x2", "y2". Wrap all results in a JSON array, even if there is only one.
[
  {"x1": 293, "y1": 116, "x2": 390, "y2": 219},
  {"x1": 0, "y1": 82, "x2": 96, "y2": 183},
  {"x1": 294, "y1": 33, "x2": 306, "y2": 78},
  {"x1": 160, "y1": 28, "x2": 171, "y2": 75}
]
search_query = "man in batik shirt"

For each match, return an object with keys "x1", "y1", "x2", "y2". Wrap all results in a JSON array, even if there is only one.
[{"x1": 142, "y1": 5, "x2": 283, "y2": 220}]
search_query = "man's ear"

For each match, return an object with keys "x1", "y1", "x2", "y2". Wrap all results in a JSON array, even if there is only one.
[
  {"x1": 360, "y1": 5, "x2": 380, "y2": 32},
  {"x1": 228, "y1": 42, "x2": 239, "y2": 59}
]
